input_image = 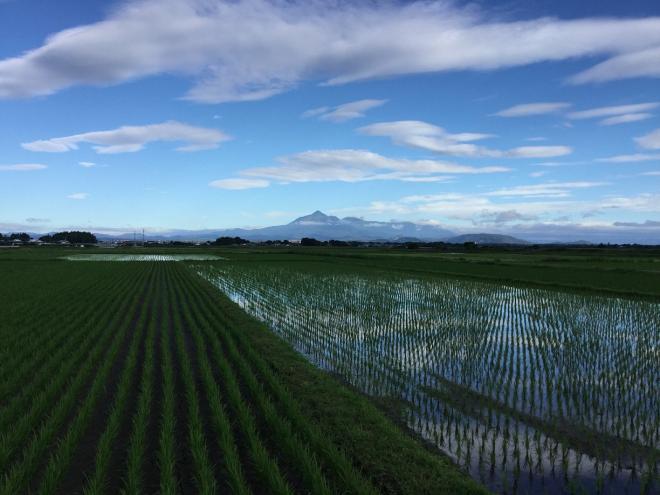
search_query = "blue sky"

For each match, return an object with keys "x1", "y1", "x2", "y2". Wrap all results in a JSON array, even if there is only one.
[{"x1": 1, "y1": 0, "x2": 659, "y2": 242}]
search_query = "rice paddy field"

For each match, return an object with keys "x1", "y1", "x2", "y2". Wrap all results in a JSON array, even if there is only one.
[{"x1": 1, "y1": 246, "x2": 658, "y2": 494}]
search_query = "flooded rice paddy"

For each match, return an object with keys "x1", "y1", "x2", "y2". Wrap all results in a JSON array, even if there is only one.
[
  {"x1": 64, "y1": 254, "x2": 225, "y2": 262},
  {"x1": 196, "y1": 263, "x2": 659, "y2": 495}
]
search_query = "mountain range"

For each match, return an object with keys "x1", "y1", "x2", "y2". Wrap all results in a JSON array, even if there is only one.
[{"x1": 93, "y1": 211, "x2": 529, "y2": 244}]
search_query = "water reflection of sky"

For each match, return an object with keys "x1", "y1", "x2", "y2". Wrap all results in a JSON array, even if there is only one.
[{"x1": 196, "y1": 264, "x2": 659, "y2": 494}]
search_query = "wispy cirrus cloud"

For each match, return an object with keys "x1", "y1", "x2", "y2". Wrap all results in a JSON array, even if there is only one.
[
  {"x1": 597, "y1": 153, "x2": 660, "y2": 163},
  {"x1": 1, "y1": 1, "x2": 660, "y2": 103},
  {"x1": 494, "y1": 102, "x2": 571, "y2": 117},
  {"x1": 485, "y1": 181, "x2": 606, "y2": 198},
  {"x1": 599, "y1": 113, "x2": 653, "y2": 126},
  {"x1": 22, "y1": 121, "x2": 230, "y2": 154},
  {"x1": 302, "y1": 99, "x2": 387, "y2": 123},
  {"x1": 567, "y1": 46, "x2": 660, "y2": 84},
  {"x1": 67, "y1": 192, "x2": 89, "y2": 200},
  {"x1": 359, "y1": 120, "x2": 572, "y2": 158},
  {"x1": 0, "y1": 163, "x2": 47, "y2": 171},
  {"x1": 342, "y1": 191, "x2": 660, "y2": 238},
  {"x1": 209, "y1": 178, "x2": 270, "y2": 190},
  {"x1": 567, "y1": 102, "x2": 659, "y2": 126},
  {"x1": 635, "y1": 128, "x2": 660, "y2": 150},
  {"x1": 210, "y1": 148, "x2": 508, "y2": 189},
  {"x1": 494, "y1": 101, "x2": 657, "y2": 125}
]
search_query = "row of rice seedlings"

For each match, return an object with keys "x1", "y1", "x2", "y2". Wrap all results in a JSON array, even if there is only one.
[
  {"x1": 0, "y1": 265, "x2": 133, "y2": 401},
  {"x1": 0, "y1": 268, "x2": 138, "y2": 433},
  {"x1": 37, "y1": 266, "x2": 156, "y2": 495},
  {"x1": 182, "y1": 265, "x2": 379, "y2": 495},
  {"x1": 0, "y1": 265, "x2": 149, "y2": 472},
  {"x1": 169, "y1": 280, "x2": 217, "y2": 495},
  {"x1": 158, "y1": 285, "x2": 178, "y2": 495},
  {"x1": 214, "y1": 265, "x2": 658, "y2": 448},
  {"x1": 191, "y1": 328, "x2": 250, "y2": 494},
  {"x1": 0, "y1": 289, "x2": 129, "y2": 469},
  {"x1": 0, "y1": 265, "x2": 155, "y2": 495},
  {"x1": 196, "y1": 264, "x2": 659, "y2": 492},
  {"x1": 123, "y1": 281, "x2": 159, "y2": 494},
  {"x1": 82, "y1": 266, "x2": 162, "y2": 495},
  {"x1": 177, "y1": 275, "x2": 294, "y2": 495},
  {"x1": 172, "y1": 266, "x2": 334, "y2": 495},
  {"x1": 0, "y1": 264, "x2": 101, "y2": 358},
  {"x1": 167, "y1": 267, "x2": 250, "y2": 494}
]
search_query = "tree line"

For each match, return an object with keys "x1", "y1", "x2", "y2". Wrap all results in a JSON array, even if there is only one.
[
  {"x1": 39, "y1": 231, "x2": 98, "y2": 244},
  {"x1": 0, "y1": 231, "x2": 98, "y2": 244},
  {"x1": 0, "y1": 233, "x2": 31, "y2": 244}
]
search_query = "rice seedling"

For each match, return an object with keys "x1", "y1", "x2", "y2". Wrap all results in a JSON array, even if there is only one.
[{"x1": 196, "y1": 262, "x2": 660, "y2": 494}]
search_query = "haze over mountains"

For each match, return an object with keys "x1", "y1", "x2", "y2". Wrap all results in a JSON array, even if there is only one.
[
  {"x1": 21, "y1": 210, "x2": 658, "y2": 244},
  {"x1": 94, "y1": 211, "x2": 532, "y2": 244}
]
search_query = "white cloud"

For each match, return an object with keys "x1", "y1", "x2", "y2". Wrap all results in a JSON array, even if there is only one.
[
  {"x1": 506, "y1": 146, "x2": 573, "y2": 158},
  {"x1": 342, "y1": 191, "x2": 660, "y2": 235},
  {"x1": 494, "y1": 102, "x2": 570, "y2": 117},
  {"x1": 0, "y1": 163, "x2": 47, "y2": 171},
  {"x1": 613, "y1": 220, "x2": 660, "y2": 228},
  {"x1": 635, "y1": 128, "x2": 660, "y2": 150},
  {"x1": 302, "y1": 99, "x2": 387, "y2": 123},
  {"x1": 1, "y1": 1, "x2": 660, "y2": 102},
  {"x1": 597, "y1": 153, "x2": 660, "y2": 163},
  {"x1": 486, "y1": 181, "x2": 605, "y2": 198},
  {"x1": 22, "y1": 121, "x2": 230, "y2": 154},
  {"x1": 67, "y1": 192, "x2": 89, "y2": 200},
  {"x1": 641, "y1": 171, "x2": 660, "y2": 176},
  {"x1": 79, "y1": 161, "x2": 97, "y2": 168},
  {"x1": 569, "y1": 46, "x2": 660, "y2": 84},
  {"x1": 567, "y1": 102, "x2": 659, "y2": 120},
  {"x1": 479, "y1": 210, "x2": 537, "y2": 224},
  {"x1": 359, "y1": 120, "x2": 571, "y2": 158},
  {"x1": 211, "y1": 148, "x2": 508, "y2": 189},
  {"x1": 209, "y1": 178, "x2": 270, "y2": 190},
  {"x1": 599, "y1": 113, "x2": 652, "y2": 126},
  {"x1": 300, "y1": 107, "x2": 329, "y2": 119}
]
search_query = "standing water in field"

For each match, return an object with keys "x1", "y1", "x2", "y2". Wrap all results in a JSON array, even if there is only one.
[
  {"x1": 64, "y1": 254, "x2": 225, "y2": 262},
  {"x1": 195, "y1": 264, "x2": 659, "y2": 495}
]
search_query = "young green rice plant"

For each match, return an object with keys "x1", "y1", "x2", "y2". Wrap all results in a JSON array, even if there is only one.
[
  {"x1": 180, "y1": 265, "x2": 379, "y2": 495},
  {"x1": 169, "y1": 281, "x2": 216, "y2": 495},
  {"x1": 167, "y1": 270, "x2": 249, "y2": 494},
  {"x1": 158, "y1": 301, "x2": 177, "y2": 495},
  {"x1": 123, "y1": 295, "x2": 158, "y2": 495},
  {"x1": 173, "y1": 267, "x2": 333, "y2": 495},
  {"x1": 38, "y1": 271, "x2": 153, "y2": 495},
  {"x1": 170, "y1": 270, "x2": 294, "y2": 495},
  {"x1": 0, "y1": 266, "x2": 135, "y2": 405},
  {"x1": 82, "y1": 270, "x2": 160, "y2": 495},
  {"x1": 195, "y1": 262, "x2": 660, "y2": 494},
  {"x1": 0, "y1": 266, "x2": 154, "y2": 495},
  {"x1": 0, "y1": 268, "x2": 139, "y2": 438}
]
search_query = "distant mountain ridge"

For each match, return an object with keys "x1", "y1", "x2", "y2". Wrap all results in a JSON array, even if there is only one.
[
  {"x1": 214, "y1": 210, "x2": 456, "y2": 242},
  {"x1": 444, "y1": 233, "x2": 529, "y2": 245},
  {"x1": 90, "y1": 211, "x2": 542, "y2": 243}
]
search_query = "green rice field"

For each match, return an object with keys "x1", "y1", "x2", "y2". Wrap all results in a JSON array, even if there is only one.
[{"x1": 0, "y1": 246, "x2": 657, "y2": 494}]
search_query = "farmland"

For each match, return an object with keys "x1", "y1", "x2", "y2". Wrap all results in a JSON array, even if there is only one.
[
  {"x1": 0, "y1": 246, "x2": 658, "y2": 494},
  {"x1": 0, "y1": 252, "x2": 485, "y2": 495}
]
